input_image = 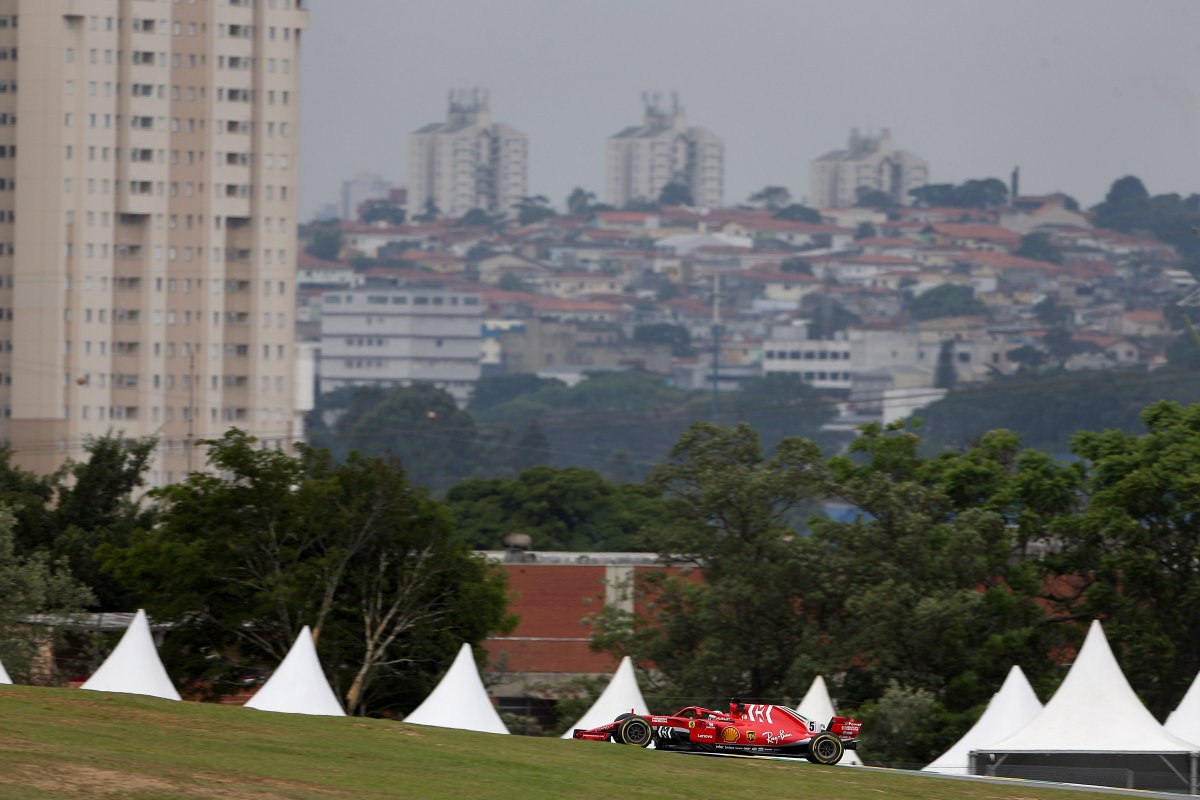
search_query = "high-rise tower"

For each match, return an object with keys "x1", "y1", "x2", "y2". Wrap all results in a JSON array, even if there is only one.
[
  {"x1": 605, "y1": 93, "x2": 724, "y2": 210},
  {"x1": 408, "y1": 90, "x2": 528, "y2": 221},
  {"x1": 0, "y1": 0, "x2": 308, "y2": 483}
]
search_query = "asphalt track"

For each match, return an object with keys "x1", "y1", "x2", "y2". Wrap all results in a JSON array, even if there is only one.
[{"x1": 669, "y1": 751, "x2": 1194, "y2": 799}]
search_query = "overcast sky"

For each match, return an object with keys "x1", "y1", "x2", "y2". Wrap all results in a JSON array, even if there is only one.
[{"x1": 298, "y1": 0, "x2": 1200, "y2": 219}]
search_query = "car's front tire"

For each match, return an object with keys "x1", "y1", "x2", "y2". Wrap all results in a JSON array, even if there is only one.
[
  {"x1": 805, "y1": 732, "x2": 845, "y2": 765},
  {"x1": 615, "y1": 716, "x2": 653, "y2": 748}
]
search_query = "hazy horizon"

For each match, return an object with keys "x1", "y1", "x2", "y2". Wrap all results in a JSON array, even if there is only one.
[{"x1": 298, "y1": 0, "x2": 1200, "y2": 218}]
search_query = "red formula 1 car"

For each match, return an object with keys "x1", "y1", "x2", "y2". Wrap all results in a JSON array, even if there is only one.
[{"x1": 573, "y1": 700, "x2": 862, "y2": 764}]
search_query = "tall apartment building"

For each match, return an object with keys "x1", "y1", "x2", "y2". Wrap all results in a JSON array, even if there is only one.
[
  {"x1": 408, "y1": 90, "x2": 527, "y2": 221},
  {"x1": 605, "y1": 93, "x2": 724, "y2": 210},
  {"x1": 318, "y1": 281, "x2": 483, "y2": 406},
  {"x1": 810, "y1": 128, "x2": 928, "y2": 209},
  {"x1": 1, "y1": 0, "x2": 308, "y2": 483}
]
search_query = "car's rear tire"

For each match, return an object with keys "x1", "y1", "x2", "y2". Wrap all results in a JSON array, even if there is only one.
[
  {"x1": 616, "y1": 716, "x2": 653, "y2": 748},
  {"x1": 805, "y1": 732, "x2": 845, "y2": 765}
]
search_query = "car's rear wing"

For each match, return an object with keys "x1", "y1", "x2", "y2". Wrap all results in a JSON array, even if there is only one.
[{"x1": 827, "y1": 716, "x2": 862, "y2": 740}]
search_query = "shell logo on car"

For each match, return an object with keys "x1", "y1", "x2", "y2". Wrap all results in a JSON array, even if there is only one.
[{"x1": 721, "y1": 727, "x2": 740, "y2": 743}]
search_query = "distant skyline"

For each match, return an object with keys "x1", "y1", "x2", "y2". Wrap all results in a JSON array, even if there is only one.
[{"x1": 299, "y1": 0, "x2": 1200, "y2": 219}]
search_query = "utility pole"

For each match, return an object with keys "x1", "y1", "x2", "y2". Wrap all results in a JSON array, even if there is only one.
[{"x1": 710, "y1": 274, "x2": 721, "y2": 420}]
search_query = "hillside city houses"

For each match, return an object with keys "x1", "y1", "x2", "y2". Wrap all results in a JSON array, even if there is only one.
[{"x1": 313, "y1": 126, "x2": 1188, "y2": 433}]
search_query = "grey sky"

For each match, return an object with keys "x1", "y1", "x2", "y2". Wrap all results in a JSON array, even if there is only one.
[{"x1": 299, "y1": 0, "x2": 1200, "y2": 218}]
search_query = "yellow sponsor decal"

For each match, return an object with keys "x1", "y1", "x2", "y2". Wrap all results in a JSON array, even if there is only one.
[
  {"x1": 746, "y1": 731, "x2": 755, "y2": 743},
  {"x1": 688, "y1": 720, "x2": 696, "y2": 729},
  {"x1": 722, "y1": 727, "x2": 740, "y2": 743}
]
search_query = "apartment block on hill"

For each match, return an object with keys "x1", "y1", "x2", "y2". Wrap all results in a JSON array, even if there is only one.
[{"x1": 1, "y1": 0, "x2": 308, "y2": 481}]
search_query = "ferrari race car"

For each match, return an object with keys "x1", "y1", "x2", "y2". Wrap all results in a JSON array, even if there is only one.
[{"x1": 573, "y1": 700, "x2": 862, "y2": 764}]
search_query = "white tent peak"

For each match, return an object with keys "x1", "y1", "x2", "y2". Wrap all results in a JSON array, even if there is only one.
[
  {"x1": 924, "y1": 665, "x2": 1042, "y2": 774},
  {"x1": 244, "y1": 625, "x2": 345, "y2": 717},
  {"x1": 81, "y1": 608, "x2": 181, "y2": 701},
  {"x1": 1166, "y1": 670, "x2": 1200, "y2": 747},
  {"x1": 986, "y1": 620, "x2": 1197, "y2": 753},
  {"x1": 797, "y1": 675, "x2": 862, "y2": 765},
  {"x1": 0, "y1": 654, "x2": 11, "y2": 685},
  {"x1": 561, "y1": 656, "x2": 649, "y2": 738},
  {"x1": 405, "y1": 643, "x2": 508, "y2": 735}
]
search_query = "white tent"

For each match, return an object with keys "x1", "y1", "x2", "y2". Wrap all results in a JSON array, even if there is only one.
[
  {"x1": 0, "y1": 655, "x2": 11, "y2": 685},
  {"x1": 80, "y1": 608, "x2": 181, "y2": 701},
  {"x1": 560, "y1": 656, "x2": 649, "y2": 739},
  {"x1": 1165, "y1": 670, "x2": 1200, "y2": 747},
  {"x1": 924, "y1": 665, "x2": 1042, "y2": 774},
  {"x1": 975, "y1": 620, "x2": 1199, "y2": 793},
  {"x1": 405, "y1": 643, "x2": 508, "y2": 734},
  {"x1": 797, "y1": 675, "x2": 862, "y2": 765},
  {"x1": 244, "y1": 625, "x2": 345, "y2": 717}
]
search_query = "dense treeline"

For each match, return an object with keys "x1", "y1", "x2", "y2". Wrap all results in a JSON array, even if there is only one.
[
  {"x1": 2, "y1": 399, "x2": 1200, "y2": 764},
  {"x1": 590, "y1": 403, "x2": 1200, "y2": 764},
  {"x1": 305, "y1": 372, "x2": 837, "y2": 493}
]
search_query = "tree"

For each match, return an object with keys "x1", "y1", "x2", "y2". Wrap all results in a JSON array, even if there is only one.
[
  {"x1": 413, "y1": 198, "x2": 440, "y2": 223},
  {"x1": 1053, "y1": 402, "x2": 1200, "y2": 717},
  {"x1": 1033, "y1": 297, "x2": 1071, "y2": 326},
  {"x1": 773, "y1": 204, "x2": 823, "y2": 223},
  {"x1": 0, "y1": 505, "x2": 94, "y2": 683},
  {"x1": 854, "y1": 222, "x2": 878, "y2": 240},
  {"x1": 457, "y1": 208, "x2": 499, "y2": 228},
  {"x1": 802, "y1": 294, "x2": 859, "y2": 338},
  {"x1": 497, "y1": 272, "x2": 530, "y2": 293},
  {"x1": 658, "y1": 182, "x2": 693, "y2": 207},
  {"x1": 1042, "y1": 327, "x2": 1078, "y2": 367},
  {"x1": 468, "y1": 374, "x2": 565, "y2": 418},
  {"x1": 909, "y1": 284, "x2": 990, "y2": 321},
  {"x1": 591, "y1": 423, "x2": 826, "y2": 702},
  {"x1": 52, "y1": 433, "x2": 158, "y2": 610},
  {"x1": 854, "y1": 187, "x2": 898, "y2": 209},
  {"x1": 359, "y1": 199, "x2": 406, "y2": 226},
  {"x1": 107, "y1": 430, "x2": 512, "y2": 716},
  {"x1": 446, "y1": 466, "x2": 667, "y2": 551},
  {"x1": 748, "y1": 186, "x2": 792, "y2": 211},
  {"x1": 910, "y1": 178, "x2": 1008, "y2": 209},
  {"x1": 1015, "y1": 233, "x2": 1063, "y2": 264},
  {"x1": 780, "y1": 257, "x2": 813, "y2": 275},
  {"x1": 305, "y1": 222, "x2": 343, "y2": 261},
  {"x1": 934, "y1": 340, "x2": 957, "y2": 390},
  {"x1": 1006, "y1": 344, "x2": 1048, "y2": 372},
  {"x1": 566, "y1": 187, "x2": 597, "y2": 217},
  {"x1": 514, "y1": 195, "x2": 556, "y2": 226}
]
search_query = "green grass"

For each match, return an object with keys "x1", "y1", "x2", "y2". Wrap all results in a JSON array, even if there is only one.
[{"x1": 0, "y1": 685, "x2": 1117, "y2": 800}]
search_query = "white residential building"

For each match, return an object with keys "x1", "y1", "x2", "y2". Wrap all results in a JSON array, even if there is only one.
[
  {"x1": 810, "y1": 128, "x2": 928, "y2": 209},
  {"x1": 761, "y1": 325, "x2": 923, "y2": 390},
  {"x1": 408, "y1": 90, "x2": 527, "y2": 220},
  {"x1": 318, "y1": 282, "x2": 483, "y2": 405},
  {"x1": 0, "y1": 0, "x2": 308, "y2": 482},
  {"x1": 605, "y1": 94, "x2": 723, "y2": 209}
]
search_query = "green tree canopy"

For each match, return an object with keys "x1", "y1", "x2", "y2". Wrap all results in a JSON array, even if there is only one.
[
  {"x1": 910, "y1": 284, "x2": 990, "y2": 321},
  {"x1": 1015, "y1": 232, "x2": 1063, "y2": 264},
  {"x1": 658, "y1": 182, "x2": 693, "y2": 206},
  {"x1": 910, "y1": 178, "x2": 1008, "y2": 209},
  {"x1": 592, "y1": 422, "x2": 826, "y2": 702},
  {"x1": 447, "y1": 466, "x2": 667, "y2": 551},
  {"x1": 773, "y1": 204, "x2": 823, "y2": 223},
  {"x1": 305, "y1": 221, "x2": 343, "y2": 261},
  {"x1": 106, "y1": 430, "x2": 512, "y2": 716},
  {"x1": 748, "y1": 186, "x2": 792, "y2": 211},
  {"x1": 514, "y1": 195, "x2": 556, "y2": 226}
]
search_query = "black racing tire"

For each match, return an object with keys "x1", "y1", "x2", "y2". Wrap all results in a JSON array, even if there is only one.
[
  {"x1": 805, "y1": 733, "x2": 845, "y2": 765},
  {"x1": 613, "y1": 712, "x2": 633, "y2": 722},
  {"x1": 616, "y1": 716, "x2": 653, "y2": 748}
]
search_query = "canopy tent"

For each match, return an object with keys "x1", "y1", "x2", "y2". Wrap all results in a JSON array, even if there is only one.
[
  {"x1": 796, "y1": 675, "x2": 862, "y2": 765},
  {"x1": 405, "y1": 643, "x2": 509, "y2": 734},
  {"x1": 1165, "y1": 670, "x2": 1200, "y2": 747},
  {"x1": 0, "y1": 655, "x2": 10, "y2": 684},
  {"x1": 80, "y1": 608, "x2": 181, "y2": 701},
  {"x1": 244, "y1": 625, "x2": 345, "y2": 717},
  {"x1": 974, "y1": 620, "x2": 1199, "y2": 793},
  {"x1": 924, "y1": 665, "x2": 1042, "y2": 774},
  {"x1": 560, "y1": 656, "x2": 650, "y2": 739}
]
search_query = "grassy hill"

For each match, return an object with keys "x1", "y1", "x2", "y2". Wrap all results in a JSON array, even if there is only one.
[{"x1": 0, "y1": 685, "x2": 1116, "y2": 800}]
